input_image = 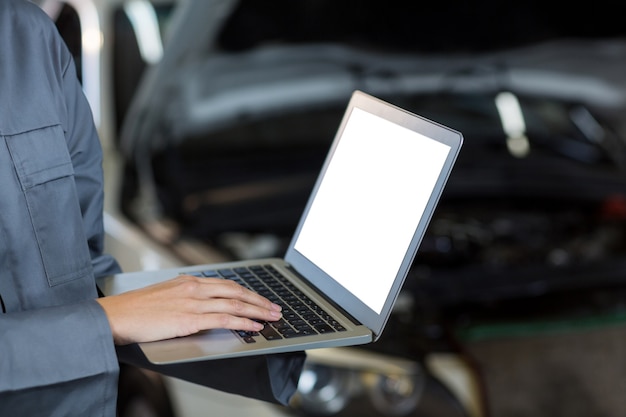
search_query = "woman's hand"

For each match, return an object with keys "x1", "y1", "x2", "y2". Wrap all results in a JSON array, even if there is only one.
[{"x1": 96, "y1": 275, "x2": 282, "y2": 345}]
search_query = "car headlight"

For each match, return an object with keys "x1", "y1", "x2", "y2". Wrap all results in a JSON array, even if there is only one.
[
  {"x1": 367, "y1": 372, "x2": 424, "y2": 416},
  {"x1": 288, "y1": 348, "x2": 425, "y2": 416},
  {"x1": 293, "y1": 364, "x2": 357, "y2": 415}
]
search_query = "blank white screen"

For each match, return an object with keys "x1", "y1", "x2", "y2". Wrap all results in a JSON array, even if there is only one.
[{"x1": 294, "y1": 108, "x2": 451, "y2": 313}]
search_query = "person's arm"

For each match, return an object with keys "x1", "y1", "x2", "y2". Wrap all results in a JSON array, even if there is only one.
[
  {"x1": 0, "y1": 3, "x2": 120, "y2": 414},
  {"x1": 59, "y1": 22, "x2": 121, "y2": 281},
  {"x1": 50, "y1": 3, "x2": 303, "y2": 407},
  {"x1": 55, "y1": 4, "x2": 302, "y2": 403}
]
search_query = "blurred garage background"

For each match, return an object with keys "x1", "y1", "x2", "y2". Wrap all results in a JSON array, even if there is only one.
[{"x1": 35, "y1": 0, "x2": 626, "y2": 416}]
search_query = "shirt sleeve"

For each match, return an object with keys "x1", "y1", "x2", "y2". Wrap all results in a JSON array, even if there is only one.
[{"x1": 60, "y1": 35, "x2": 122, "y2": 280}]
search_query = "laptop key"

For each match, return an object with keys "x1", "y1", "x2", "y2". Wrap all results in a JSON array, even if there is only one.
[
  {"x1": 314, "y1": 323, "x2": 334, "y2": 333},
  {"x1": 236, "y1": 330, "x2": 259, "y2": 344},
  {"x1": 218, "y1": 269, "x2": 236, "y2": 277},
  {"x1": 260, "y1": 325, "x2": 282, "y2": 341},
  {"x1": 277, "y1": 328, "x2": 298, "y2": 338},
  {"x1": 272, "y1": 319, "x2": 291, "y2": 330},
  {"x1": 295, "y1": 327, "x2": 316, "y2": 336},
  {"x1": 283, "y1": 331, "x2": 308, "y2": 339}
]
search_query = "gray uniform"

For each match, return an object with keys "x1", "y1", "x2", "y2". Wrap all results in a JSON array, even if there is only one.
[
  {"x1": 0, "y1": 1, "x2": 303, "y2": 415},
  {"x1": 0, "y1": 1, "x2": 120, "y2": 416}
]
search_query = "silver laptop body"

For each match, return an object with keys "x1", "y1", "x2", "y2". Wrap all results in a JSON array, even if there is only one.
[{"x1": 97, "y1": 90, "x2": 463, "y2": 364}]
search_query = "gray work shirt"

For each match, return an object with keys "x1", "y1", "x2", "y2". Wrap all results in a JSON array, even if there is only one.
[
  {"x1": 0, "y1": 1, "x2": 121, "y2": 415},
  {"x1": 0, "y1": 3, "x2": 305, "y2": 414}
]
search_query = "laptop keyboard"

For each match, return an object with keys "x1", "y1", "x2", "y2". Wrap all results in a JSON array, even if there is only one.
[{"x1": 192, "y1": 265, "x2": 347, "y2": 343}]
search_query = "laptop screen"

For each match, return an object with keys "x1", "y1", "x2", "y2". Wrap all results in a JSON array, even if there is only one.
[
  {"x1": 293, "y1": 106, "x2": 452, "y2": 314},
  {"x1": 286, "y1": 90, "x2": 462, "y2": 339}
]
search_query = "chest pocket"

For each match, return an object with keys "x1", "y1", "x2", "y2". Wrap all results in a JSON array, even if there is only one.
[{"x1": 5, "y1": 124, "x2": 92, "y2": 286}]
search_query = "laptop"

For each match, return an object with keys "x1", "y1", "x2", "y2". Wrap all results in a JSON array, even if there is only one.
[{"x1": 97, "y1": 90, "x2": 463, "y2": 364}]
